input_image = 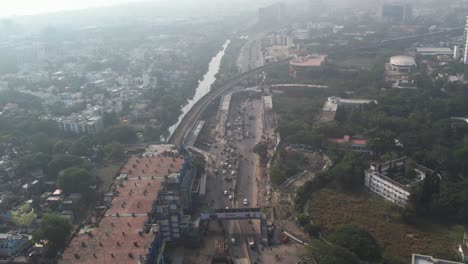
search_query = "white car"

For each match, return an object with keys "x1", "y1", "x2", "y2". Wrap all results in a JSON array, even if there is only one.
[
  {"x1": 228, "y1": 195, "x2": 233, "y2": 200},
  {"x1": 243, "y1": 199, "x2": 248, "y2": 205},
  {"x1": 223, "y1": 190, "x2": 228, "y2": 196}
]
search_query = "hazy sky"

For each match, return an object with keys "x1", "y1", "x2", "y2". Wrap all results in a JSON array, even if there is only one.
[{"x1": 0, "y1": 0, "x2": 144, "y2": 18}]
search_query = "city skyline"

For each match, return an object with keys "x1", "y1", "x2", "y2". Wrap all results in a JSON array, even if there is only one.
[{"x1": 0, "y1": 0, "x2": 142, "y2": 18}]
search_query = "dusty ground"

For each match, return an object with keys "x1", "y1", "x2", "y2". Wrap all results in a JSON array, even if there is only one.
[{"x1": 308, "y1": 188, "x2": 464, "y2": 262}]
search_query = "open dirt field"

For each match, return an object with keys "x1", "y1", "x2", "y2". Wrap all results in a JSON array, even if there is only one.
[{"x1": 308, "y1": 188, "x2": 464, "y2": 262}]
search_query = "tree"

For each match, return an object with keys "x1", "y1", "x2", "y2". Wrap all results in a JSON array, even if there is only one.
[
  {"x1": 331, "y1": 153, "x2": 367, "y2": 192},
  {"x1": 53, "y1": 140, "x2": 72, "y2": 154},
  {"x1": 103, "y1": 142, "x2": 125, "y2": 161},
  {"x1": 33, "y1": 214, "x2": 72, "y2": 257},
  {"x1": 296, "y1": 213, "x2": 309, "y2": 226},
  {"x1": 304, "y1": 224, "x2": 321, "y2": 238},
  {"x1": 17, "y1": 153, "x2": 51, "y2": 171},
  {"x1": 328, "y1": 225, "x2": 383, "y2": 262},
  {"x1": 192, "y1": 156, "x2": 206, "y2": 173},
  {"x1": 101, "y1": 125, "x2": 137, "y2": 144},
  {"x1": 142, "y1": 125, "x2": 161, "y2": 142},
  {"x1": 57, "y1": 167, "x2": 94, "y2": 194},
  {"x1": 30, "y1": 132, "x2": 54, "y2": 154},
  {"x1": 47, "y1": 155, "x2": 84, "y2": 179},
  {"x1": 413, "y1": 172, "x2": 441, "y2": 214},
  {"x1": 68, "y1": 141, "x2": 90, "y2": 156},
  {"x1": 102, "y1": 111, "x2": 119, "y2": 127},
  {"x1": 270, "y1": 165, "x2": 287, "y2": 186},
  {"x1": 306, "y1": 240, "x2": 360, "y2": 264},
  {"x1": 253, "y1": 142, "x2": 269, "y2": 164}
]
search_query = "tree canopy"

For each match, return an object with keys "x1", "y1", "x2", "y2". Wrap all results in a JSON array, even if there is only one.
[
  {"x1": 306, "y1": 240, "x2": 360, "y2": 264},
  {"x1": 47, "y1": 155, "x2": 84, "y2": 179},
  {"x1": 100, "y1": 125, "x2": 137, "y2": 144},
  {"x1": 103, "y1": 142, "x2": 125, "y2": 161},
  {"x1": 57, "y1": 167, "x2": 94, "y2": 194},
  {"x1": 328, "y1": 225, "x2": 383, "y2": 262},
  {"x1": 33, "y1": 214, "x2": 72, "y2": 257}
]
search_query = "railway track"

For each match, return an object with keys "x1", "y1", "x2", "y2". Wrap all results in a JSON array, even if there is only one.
[{"x1": 167, "y1": 60, "x2": 287, "y2": 146}]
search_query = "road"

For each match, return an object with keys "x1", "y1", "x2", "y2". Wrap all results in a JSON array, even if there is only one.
[
  {"x1": 238, "y1": 37, "x2": 264, "y2": 73},
  {"x1": 214, "y1": 94, "x2": 264, "y2": 263}
]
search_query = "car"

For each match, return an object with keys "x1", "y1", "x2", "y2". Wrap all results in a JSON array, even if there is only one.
[
  {"x1": 243, "y1": 199, "x2": 248, "y2": 205},
  {"x1": 223, "y1": 190, "x2": 228, "y2": 196},
  {"x1": 228, "y1": 195, "x2": 233, "y2": 200},
  {"x1": 231, "y1": 237, "x2": 236, "y2": 244}
]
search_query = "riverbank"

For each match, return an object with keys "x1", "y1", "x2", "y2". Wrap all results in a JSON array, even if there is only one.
[{"x1": 168, "y1": 40, "x2": 231, "y2": 137}]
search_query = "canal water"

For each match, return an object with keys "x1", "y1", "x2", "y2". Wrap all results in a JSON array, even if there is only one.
[{"x1": 167, "y1": 39, "x2": 231, "y2": 137}]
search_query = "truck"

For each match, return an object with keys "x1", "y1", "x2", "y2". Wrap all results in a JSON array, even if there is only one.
[{"x1": 247, "y1": 237, "x2": 255, "y2": 249}]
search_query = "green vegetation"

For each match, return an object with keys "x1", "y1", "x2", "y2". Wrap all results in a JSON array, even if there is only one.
[
  {"x1": 305, "y1": 240, "x2": 360, "y2": 264},
  {"x1": 103, "y1": 142, "x2": 126, "y2": 161},
  {"x1": 99, "y1": 125, "x2": 138, "y2": 144},
  {"x1": 94, "y1": 162, "x2": 122, "y2": 193},
  {"x1": 212, "y1": 38, "x2": 245, "y2": 88},
  {"x1": 57, "y1": 167, "x2": 95, "y2": 195},
  {"x1": 306, "y1": 188, "x2": 463, "y2": 262},
  {"x1": 47, "y1": 155, "x2": 84, "y2": 179},
  {"x1": 274, "y1": 93, "x2": 326, "y2": 147},
  {"x1": 270, "y1": 150, "x2": 308, "y2": 185},
  {"x1": 12, "y1": 203, "x2": 36, "y2": 227},
  {"x1": 192, "y1": 156, "x2": 206, "y2": 173},
  {"x1": 33, "y1": 214, "x2": 73, "y2": 259},
  {"x1": 328, "y1": 225, "x2": 382, "y2": 262}
]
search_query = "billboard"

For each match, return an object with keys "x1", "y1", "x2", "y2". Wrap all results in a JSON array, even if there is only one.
[{"x1": 201, "y1": 208, "x2": 262, "y2": 220}]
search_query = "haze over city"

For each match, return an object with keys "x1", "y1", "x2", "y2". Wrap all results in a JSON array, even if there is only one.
[{"x1": 1, "y1": 0, "x2": 468, "y2": 264}]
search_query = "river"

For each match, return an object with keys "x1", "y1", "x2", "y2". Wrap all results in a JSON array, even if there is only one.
[{"x1": 167, "y1": 39, "x2": 231, "y2": 137}]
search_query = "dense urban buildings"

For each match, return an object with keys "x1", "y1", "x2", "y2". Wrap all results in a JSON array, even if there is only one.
[{"x1": 2, "y1": 0, "x2": 468, "y2": 263}]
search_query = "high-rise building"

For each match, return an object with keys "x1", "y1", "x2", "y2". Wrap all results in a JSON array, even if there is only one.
[
  {"x1": 454, "y1": 16, "x2": 468, "y2": 64},
  {"x1": 258, "y1": 2, "x2": 286, "y2": 25},
  {"x1": 463, "y1": 16, "x2": 468, "y2": 64},
  {"x1": 379, "y1": 2, "x2": 412, "y2": 23}
]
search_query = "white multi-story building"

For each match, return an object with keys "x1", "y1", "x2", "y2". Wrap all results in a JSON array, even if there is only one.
[
  {"x1": 464, "y1": 16, "x2": 468, "y2": 64},
  {"x1": 262, "y1": 34, "x2": 293, "y2": 48},
  {"x1": 364, "y1": 157, "x2": 432, "y2": 207},
  {"x1": 54, "y1": 105, "x2": 104, "y2": 134},
  {"x1": 293, "y1": 29, "x2": 310, "y2": 40},
  {"x1": 454, "y1": 16, "x2": 468, "y2": 64},
  {"x1": 57, "y1": 115, "x2": 103, "y2": 134}
]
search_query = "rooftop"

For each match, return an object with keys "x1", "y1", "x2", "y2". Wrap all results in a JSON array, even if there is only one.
[
  {"x1": 61, "y1": 153, "x2": 184, "y2": 264},
  {"x1": 412, "y1": 254, "x2": 463, "y2": 264},
  {"x1": 329, "y1": 135, "x2": 368, "y2": 146},
  {"x1": 416, "y1": 47, "x2": 452, "y2": 53},
  {"x1": 290, "y1": 54, "x2": 327, "y2": 67},
  {"x1": 390, "y1": 55, "x2": 416, "y2": 67},
  {"x1": 61, "y1": 216, "x2": 156, "y2": 264},
  {"x1": 119, "y1": 155, "x2": 184, "y2": 179}
]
